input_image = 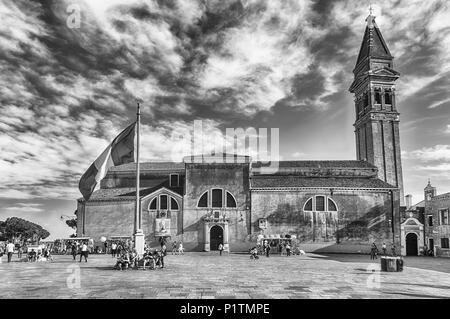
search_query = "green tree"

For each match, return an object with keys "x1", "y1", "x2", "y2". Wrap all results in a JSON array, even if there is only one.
[{"x1": 2, "y1": 217, "x2": 50, "y2": 244}]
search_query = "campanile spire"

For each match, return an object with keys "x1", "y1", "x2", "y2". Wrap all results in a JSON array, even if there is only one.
[{"x1": 349, "y1": 10, "x2": 405, "y2": 206}]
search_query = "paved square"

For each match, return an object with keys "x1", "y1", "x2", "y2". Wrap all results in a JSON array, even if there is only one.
[{"x1": 0, "y1": 253, "x2": 449, "y2": 299}]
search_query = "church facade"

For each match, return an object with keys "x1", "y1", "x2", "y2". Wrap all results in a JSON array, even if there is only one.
[{"x1": 76, "y1": 13, "x2": 405, "y2": 254}]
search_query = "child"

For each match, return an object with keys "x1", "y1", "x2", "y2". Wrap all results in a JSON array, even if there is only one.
[{"x1": 250, "y1": 247, "x2": 259, "y2": 260}]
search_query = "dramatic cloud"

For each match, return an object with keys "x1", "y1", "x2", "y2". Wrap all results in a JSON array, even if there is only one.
[
  {"x1": 0, "y1": 0, "x2": 449, "y2": 237},
  {"x1": 405, "y1": 145, "x2": 450, "y2": 162}
]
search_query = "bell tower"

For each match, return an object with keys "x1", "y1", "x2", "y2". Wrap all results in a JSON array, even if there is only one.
[{"x1": 349, "y1": 10, "x2": 404, "y2": 205}]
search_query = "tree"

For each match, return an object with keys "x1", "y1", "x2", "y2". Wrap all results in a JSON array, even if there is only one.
[
  {"x1": 1, "y1": 217, "x2": 50, "y2": 244},
  {"x1": 0, "y1": 220, "x2": 6, "y2": 241},
  {"x1": 64, "y1": 210, "x2": 77, "y2": 230},
  {"x1": 65, "y1": 219, "x2": 77, "y2": 230}
]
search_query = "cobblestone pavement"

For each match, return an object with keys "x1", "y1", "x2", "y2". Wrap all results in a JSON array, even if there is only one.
[{"x1": 0, "y1": 252, "x2": 449, "y2": 299}]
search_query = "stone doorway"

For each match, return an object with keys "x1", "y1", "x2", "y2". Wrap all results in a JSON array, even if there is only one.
[
  {"x1": 406, "y1": 233, "x2": 418, "y2": 256},
  {"x1": 210, "y1": 225, "x2": 223, "y2": 251}
]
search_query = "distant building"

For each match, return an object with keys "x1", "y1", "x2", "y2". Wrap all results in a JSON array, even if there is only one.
[
  {"x1": 423, "y1": 181, "x2": 450, "y2": 257},
  {"x1": 401, "y1": 181, "x2": 450, "y2": 257},
  {"x1": 77, "y1": 11, "x2": 405, "y2": 254}
]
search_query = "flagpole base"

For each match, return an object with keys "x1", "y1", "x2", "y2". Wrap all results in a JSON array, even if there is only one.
[{"x1": 134, "y1": 229, "x2": 145, "y2": 256}]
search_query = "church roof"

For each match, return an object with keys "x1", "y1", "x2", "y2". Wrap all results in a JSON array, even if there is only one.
[
  {"x1": 251, "y1": 176, "x2": 396, "y2": 189},
  {"x1": 252, "y1": 160, "x2": 376, "y2": 169},
  {"x1": 408, "y1": 200, "x2": 425, "y2": 211},
  {"x1": 108, "y1": 162, "x2": 185, "y2": 173},
  {"x1": 80, "y1": 183, "x2": 183, "y2": 202}
]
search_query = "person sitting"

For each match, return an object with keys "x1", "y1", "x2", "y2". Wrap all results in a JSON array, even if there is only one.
[
  {"x1": 129, "y1": 249, "x2": 138, "y2": 269},
  {"x1": 43, "y1": 249, "x2": 54, "y2": 262},
  {"x1": 249, "y1": 247, "x2": 259, "y2": 260},
  {"x1": 115, "y1": 251, "x2": 131, "y2": 270},
  {"x1": 143, "y1": 249, "x2": 155, "y2": 270}
]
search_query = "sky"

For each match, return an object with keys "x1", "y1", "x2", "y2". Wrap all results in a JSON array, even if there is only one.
[{"x1": 0, "y1": 0, "x2": 449, "y2": 239}]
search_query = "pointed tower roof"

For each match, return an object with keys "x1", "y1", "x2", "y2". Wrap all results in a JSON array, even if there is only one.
[
  {"x1": 354, "y1": 11, "x2": 393, "y2": 69},
  {"x1": 424, "y1": 179, "x2": 434, "y2": 190}
]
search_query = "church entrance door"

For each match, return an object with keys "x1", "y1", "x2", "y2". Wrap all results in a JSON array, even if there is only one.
[
  {"x1": 210, "y1": 225, "x2": 223, "y2": 251},
  {"x1": 406, "y1": 233, "x2": 418, "y2": 256}
]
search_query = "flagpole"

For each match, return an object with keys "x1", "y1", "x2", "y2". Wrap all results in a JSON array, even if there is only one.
[{"x1": 134, "y1": 102, "x2": 144, "y2": 256}]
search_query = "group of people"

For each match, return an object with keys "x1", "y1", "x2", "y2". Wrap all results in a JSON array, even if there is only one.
[
  {"x1": 27, "y1": 248, "x2": 53, "y2": 262},
  {"x1": 254, "y1": 240, "x2": 298, "y2": 258},
  {"x1": 114, "y1": 242, "x2": 168, "y2": 270},
  {"x1": 0, "y1": 241, "x2": 16, "y2": 263},
  {"x1": 0, "y1": 241, "x2": 54, "y2": 263},
  {"x1": 114, "y1": 248, "x2": 166, "y2": 270},
  {"x1": 171, "y1": 241, "x2": 185, "y2": 255},
  {"x1": 370, "y1": 242, "x2": 397, "y2": 260},
  {"x1": 70, "y1": 241, "x2": 90, "y2": 262}
]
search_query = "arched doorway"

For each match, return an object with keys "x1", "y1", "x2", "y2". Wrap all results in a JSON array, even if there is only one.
[
  {"x1": 210, "y1": 225, "x2": 223, "y2": 251},
  {"x1": 406, "y1": 233, "x2": 418, "y2": 256}
]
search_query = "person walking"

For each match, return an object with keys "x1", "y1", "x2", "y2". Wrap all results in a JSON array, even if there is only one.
[
  {"x1": 172, "y1": 241, "x2": 177, "y2": 255},
  {"x1": 111, "y1": 242, "x2": 117, "y2": 258},
  {"x1": 178, "y1": 242, "x2": 184, "y2": 255},
  {"x1": 79, "y1": 242, "x2": 89, "y2": 262},
  {"x1": 160, "y1": 244, "x2": 167, "y2": 269},
  {"x1": 6, "y1": 241, "x2": 15, "y2": 263},
  {"x1": 264, "y1": 242, "x2": 270, "y2": 258},
  {"x1": 218, "y1": 243, "x2": 224, "y2": 256},
  {"x1": 286, "y1": 243, "x2": 291, "y2": 257},
  {"x1": 17, "y1": 245, "x2": 23, "y2": 260},
  {"x1": 71, "y1": 243, "x2": 77, "y2": 261},
  {"x1": 370, "y1": 243, "x2": 378, "y2": 260},
  {"x1": 117, "y1": 243, "x2": 122, "y2": 256}
]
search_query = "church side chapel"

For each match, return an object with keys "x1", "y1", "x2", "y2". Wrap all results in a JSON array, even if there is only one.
[{"x1": 77, "y1": 11, "x2": 405, "y2": 254}]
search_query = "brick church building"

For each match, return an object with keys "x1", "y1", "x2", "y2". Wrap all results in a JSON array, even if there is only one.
[{"x1": 77, "y1": 12, "x2": 406, "y2": 253}]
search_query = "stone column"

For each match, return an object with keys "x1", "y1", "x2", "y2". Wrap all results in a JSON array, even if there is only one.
[
  {"x1": 369, "y1": 87, "x2": 375, "y2": 110},
  {"x1": 204, "y1": 223, "x2": 210, "y2": 252},
  {"x1": 391, "y1": 88, "x2": 396, "y2": 111}
]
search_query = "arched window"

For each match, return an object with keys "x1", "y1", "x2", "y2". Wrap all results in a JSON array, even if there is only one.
[
  {"x1": 303, "y1": 196, "x2": 338, "y2": 212},
  {"x1": 160, "y1": 195, "x2": 168, "y2": 210},
  {"x1": 171, "y1": 198, "x2": 179, "y2": 210},
  {"x1": 374, "y1": 88, "x2": 382, "y2": 104},
  {"x1": 304, "y1": 198, "x2": 313, "y2": 211},
  {"x1": 197, "y1": 189, "x2": 238, "y2": 209},
  {"x1": 212, "y1": 189, "x2": 223, "y2": 208},
  {"x1": 385, "y1": 89, "x2": 392, "y2": 105},
  {"x1": 149, "y1": 195, "x2": 180, "y2": 211},
  {"x1": 198, "y1": 191, "x2": 208, "y2": 208},
  {"x1": 150, "y1": 198, "x2": 157, "y2": 210},
  {"x1": 226, "y1": 191, "x2": 237, "y2": 208},
  {"x1": 316, "y1": 196, "x2": 325, "y2": 211},
  {"x1": 328, "y1": 198, "x2": 337, "y2": 211}
]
